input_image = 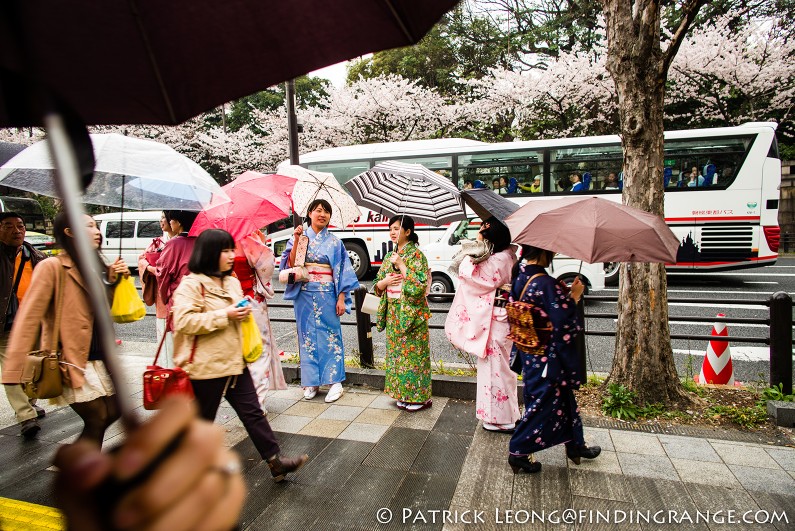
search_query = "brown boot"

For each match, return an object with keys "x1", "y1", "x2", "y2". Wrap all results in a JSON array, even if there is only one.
[{"x1": 267, "y1": 453, "x2": 308, "y2": 483}]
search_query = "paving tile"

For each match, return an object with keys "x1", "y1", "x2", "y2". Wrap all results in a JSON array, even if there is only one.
[
  {"x1": 267, "y1": 386, "x2": 306, "y2": 400},
  {"x1": 393, "y1": 396, "x2": 448, "y2": 430},
  {"x1": 322, "y1": 465, "x2": 405, "y2": 528},
  {"x1": 389, "y1": 472, "x2": 459, "y2": 530},
  {"x1": 355, "y1": 408, "x2": 401, "y2": 426},
  {"x1": 283, "y1": 401, "x2": 330, "y2": 418},
  {"x1": 658, "y1": 434, "x2": 721, "y2": 462},
  {"x1": 569, "y1": 469, "x2": 631, "y2": 502},
  {"x1": 584, "y1": 427, "x2": 614, "y2": 452},
  {"x1": 683, "y1": 483, "x2": 763, "y2": 531},
  {"x1": 617, "y1": 453, "x2": 679, "y2": 481},
  {"x1": 261, "y1": 397, "x2": 297, "y2": 415},
  {"x1": 223, "y1": 425, "x2": 250, "y2": 448},
  {"x1": 363, "y1": 427, "x2": 428, "y2": 471},
  {"x1": 534, "y1": 445, "x2": 569, "y2": 468},
  {"x1": 711, "y1": 442, "x2": 781, "y2": 469},
  {"x1": 510, "y1": 464, "x2": 573, "y2": 530},
  {"x1": 623, "y1": 476, "x2": 707, "y2": 531},
  {"x1": 765, "y1": 447, "x2": 795, "y2": 471},
  {"x1": 410, "y1": 431, "x2": 470, "y2": 478},
  {"x1": 368, "y1": 394, "x2": 402, "y2": 410},
  {"x1": 290, "y1": 438, "x2": 373, "y2": 487},
  {"x1": 610, "y1": 431, "x2": 666, "y2": 456},
  {"x1": 319, "y1": 405, "x2": 365, "y2": 421},
  {"x1": 433, "y1": 400, "x2": 477, "y2": 435},
  {"x1": 334, "y1": 390, "x2": 379, "y2": 408},
  {"x1": 728, "y1": 465, "x2": 795, "y2": 496},
  {"x1": 298, "y1": 418, "x2": 350, "y2": 438},
  {"x1": 444, "y1": 504, "x2": 503, "y2": 531},
  {"x1": 338, "y1": 422, "x2": 390, "y2": 443},
  {"x1": 572, "y1": 450, "x2": 622, "y2": 474},
  {"x1": 670, "y1": 458, "x2": 740, "y2": 488},
  {"x1": 268, "y1": 414, "x2": 312, "y2": 434},
  {"x1": 746, "y1": 491, "x2": 795, "y2": 531}
]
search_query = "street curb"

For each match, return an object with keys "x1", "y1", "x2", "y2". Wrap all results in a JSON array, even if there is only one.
[{"x1": 281, "y1": 363, "x2": 522, "y2": 401}]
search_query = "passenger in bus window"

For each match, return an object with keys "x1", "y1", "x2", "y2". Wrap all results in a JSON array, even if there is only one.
[
  {"x1": 603, "y1": 173, "x2": 620, "y2": 190},
  {"x1": 492, "y1": 178, "x2": 507, "y2": 194},
  {"x1": 556, "y1": 177, "x2": 571, "y2": 192},
  {"x1": 463, "y1": 180, "x2": 473, "y2": 190},
  {"x1": 569, "y1": 174, "x2": 585, "y2": 192},
  {"x1": 687, "y1": 167, "x2": 705, "y2": 187}
]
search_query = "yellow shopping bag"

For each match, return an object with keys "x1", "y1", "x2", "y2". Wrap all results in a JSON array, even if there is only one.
[
  {"x1": 241, "y1": 314, "x2": 263, "y2": 363},
  {"x1": 110, "y1": 276, "x2": 147, "y2": 323}
]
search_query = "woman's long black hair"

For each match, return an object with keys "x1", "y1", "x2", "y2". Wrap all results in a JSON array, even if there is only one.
[
  {"x1": 512, "y1": 244, "x2": 555, "y2": 278},
  {"x1": 480, "y1": 216, "x2": 511, "y2": 253},
  {"x1": 188, "y1": 229, "x2": 236, "y2": 277},
  {"x1": 389, "y1": 214, "x2": 419, "y2": 244}
]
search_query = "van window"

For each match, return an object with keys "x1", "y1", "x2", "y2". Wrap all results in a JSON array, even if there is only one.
[
  {"x1": 106, "y1": 221, "x2": 135, "y2": 239},
  {"x1": 137, "y1": 220, "x2": 162, "y2": 238}
]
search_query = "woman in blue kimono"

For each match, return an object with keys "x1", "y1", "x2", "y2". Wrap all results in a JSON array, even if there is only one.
[
  {"x1": 507, "y1": 245, "x2": 601, "y2": 474},
  {"x1": 280, "y1": 199, "x2": 359, "y2": 403}
]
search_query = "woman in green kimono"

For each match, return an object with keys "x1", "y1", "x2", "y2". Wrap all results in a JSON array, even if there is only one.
[{"x1": 374, "y1": 215, "x2": 432, "y2": 411}]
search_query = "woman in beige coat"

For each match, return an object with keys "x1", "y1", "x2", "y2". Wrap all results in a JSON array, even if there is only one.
[
  {"x1": 2, "y1": 212, "x2": 129, "y2": 444},
  {"x1": 171, "y1": 229, "x2": 307, "y2": 482}
]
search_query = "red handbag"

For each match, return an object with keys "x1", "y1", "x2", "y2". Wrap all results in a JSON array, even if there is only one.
[{"x1": 143, "y1": 320, "x2": 197, "y2": 410}]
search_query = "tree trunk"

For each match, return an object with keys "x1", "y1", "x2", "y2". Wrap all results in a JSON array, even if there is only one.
[{"x1": 602, "y1": 0, "x2": 695, "y2": 405}]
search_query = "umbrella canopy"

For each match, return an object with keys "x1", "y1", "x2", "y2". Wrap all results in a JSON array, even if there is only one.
[
  {"x1": 505, "y1": 197, "x2": 680, "y2": 264},
  {"x1": 461, "y1": 188, "x2": 519, "y2": 223},
  {"x1": 345, "y1": 160, "x2": 466, "y2": 227},
  {"x1": 189, "y1": 171, "x2": 295, "y2": 241},
  {"x1": 275, "y1": 165, "x2": 360, "y2": 229},
  {"x1": 0, "y1": 1, "x2": 457, "y2": 127},
  {"x1": 0, "y1": 133, "x2": 227, "y2": 210},
  {"x1": 0, "y1": 142, "x2": 25, "y2": 166}
]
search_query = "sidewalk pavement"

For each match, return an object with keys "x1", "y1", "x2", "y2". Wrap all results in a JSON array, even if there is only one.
[{"x1": 0, "y1": 346, "x2": 794, "y2": 530}]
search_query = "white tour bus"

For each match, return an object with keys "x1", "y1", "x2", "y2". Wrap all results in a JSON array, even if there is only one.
[{"x1": 269, "y1": 122, "x2": 781, "y2": 286}]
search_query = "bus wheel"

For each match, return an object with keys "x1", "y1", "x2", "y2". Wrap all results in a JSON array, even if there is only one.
[
  {"x1": 345, "y1": 242, "x2": 369, "y2": 279},
  {"x1": 604, "y1": 262, "x2": 620, "y2": 286},
  {"x1": 428, "y1": 274, "x2": 453, "y2": 302}
]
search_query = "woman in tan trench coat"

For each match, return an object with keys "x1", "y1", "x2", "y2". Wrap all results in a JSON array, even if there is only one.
[{"x1": 2, "y1": 212, "x2": 129, "y2": 445}]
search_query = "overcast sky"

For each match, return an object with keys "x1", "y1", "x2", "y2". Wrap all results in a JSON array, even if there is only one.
[{"x1": 309, "y1": 60, "x2": 349, "y2": 88}]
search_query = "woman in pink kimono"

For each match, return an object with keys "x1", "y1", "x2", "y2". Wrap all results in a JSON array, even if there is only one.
[{"x1": 444, "y1": 217, "x2": 520, "y2": 432}]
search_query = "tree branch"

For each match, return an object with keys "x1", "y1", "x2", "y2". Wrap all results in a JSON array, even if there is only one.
[{"x1": 661, "y1": 0, "x2": 708, "y2": 76}]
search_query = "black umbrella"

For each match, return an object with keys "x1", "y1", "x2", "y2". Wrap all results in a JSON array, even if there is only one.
[
  {"x1": 461, "y1": 188, "x2": 519, "y2": 223},
  {"x1": 0, "y1": 0, "x2": 458, "y2": 126}
]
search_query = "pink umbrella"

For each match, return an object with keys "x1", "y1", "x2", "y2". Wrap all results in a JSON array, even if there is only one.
[
  {"x1": 505, "y1": 197, "x2": 680, "y2": 263},
  {"x1": 189, "y1": 171, "x2": 296, "y2": 241}
]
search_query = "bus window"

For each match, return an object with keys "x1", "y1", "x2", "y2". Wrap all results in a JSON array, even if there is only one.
[
  {"x1": 458, "y1": 150, "x2": 541, "y2": 196},
  {"x1": 549, "y1": 144, "x2": 623, "y2": 194},
  {"x1": 105, "y1": 221, "x2": 135, "y2": 239},
  {"x1": 305, "y1": 160, "x2": 370, "y2": 184},
  {"x1": 0, "y1": 196, "x2": 47, "y2": 232},
  {"x1": 664, "y1": 136, "x2": 752, "y2": 189},
  {"x1": 137, "y1": 220, "x2": 163, "y2": 238}
]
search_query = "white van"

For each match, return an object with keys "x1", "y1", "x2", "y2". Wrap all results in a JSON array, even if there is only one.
[
  {"x1": 94, "y1": 211, "x2": 164, "y2": 268},
  {"x1": 423, "y1": 218, "x2": 606, "y2": 299}
]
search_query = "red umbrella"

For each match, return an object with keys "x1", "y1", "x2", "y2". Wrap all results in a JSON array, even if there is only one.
[
  {"x1": 189, "y1": 171, "x2": 295, "y2": 241},
  {"x1": 505, "y1": 197, "x2": 680, "y2": 264}
]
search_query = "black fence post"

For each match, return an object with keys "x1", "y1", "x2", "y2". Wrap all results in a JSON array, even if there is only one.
[
  {"x1": 576, "y1": 298, "x2": 587, "y2": 381},
  {"x1": 353, "y1": 287, "x2": 374, "y2": 368},
  {"x1": 769, "y1": 291, "x2": 793, "y2": 395}
]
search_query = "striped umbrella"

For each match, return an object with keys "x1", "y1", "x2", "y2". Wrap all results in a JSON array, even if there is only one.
[{"x1": 345, "y1": 160, "x2": 466, "y2": 226}]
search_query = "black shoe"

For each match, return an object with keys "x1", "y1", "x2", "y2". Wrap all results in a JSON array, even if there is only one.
[
  {"x1": 566, "y1": 444, "x2": 601, "y2": 465},
  {"x1": 20, "y1": 419, "x2": 41, "y2": 440},
  {"x1": 33, "y1": 405, "x2": 46, "y2": 419},
  {"x1": 508, "y1": 454, "x2": 542, "y2": 474},
  {"x1": 268, "y1": 454, "x2": 309, "y2": 483}
]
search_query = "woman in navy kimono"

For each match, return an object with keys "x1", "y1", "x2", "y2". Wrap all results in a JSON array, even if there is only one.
[
  {"x1": 507, "y1": 245, "x2": 601, "y2": 474},
  {"x1": 280, "y1": 199, "x2": 359, "y2": 403}
]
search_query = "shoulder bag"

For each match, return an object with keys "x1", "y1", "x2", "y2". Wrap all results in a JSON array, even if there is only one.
[
  {"x1": 21, "y1": 266, "x2": 65, "y2": 399},
  {"x1": 142, "y1": 285, "x2": 202, "y2": 409}
]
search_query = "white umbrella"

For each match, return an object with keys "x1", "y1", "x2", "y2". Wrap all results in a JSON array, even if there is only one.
[
  {"x1": 275, "y1": 164, "x2": 360, "y2": 229},
  {"x1": 0, "y1": 133, "x2": 227, "y2": 210},
  {"x1": 345, "y1": 160, "x2": 466, "y2": 226}
]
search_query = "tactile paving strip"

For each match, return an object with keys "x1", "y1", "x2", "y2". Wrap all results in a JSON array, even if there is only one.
[{"x1": 0, "y1": 497, "x2": 64, "y2": 530}]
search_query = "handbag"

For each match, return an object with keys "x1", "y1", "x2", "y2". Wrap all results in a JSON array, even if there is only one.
[
  {"x1": 241, "y1": 314, "x2": 263, "y2": 363},
  {"x1": 21, "y1": 266, "x2": 66, "y2": 400},
  {"x1": 359, "y1": 291, "x2": 380, "y2": 315},
  {"x1": 505, "y1": 273, "x2": 552, "y2": 354},
  {"x1": 141, "y1": 267, "x2": 158, "y2": 306},
  {"x1": 110, "y1": 276, "x2": 147, "y2": 323},
  {"x1": 143, "y1": 317, "x2": 196, "y2": 410}
]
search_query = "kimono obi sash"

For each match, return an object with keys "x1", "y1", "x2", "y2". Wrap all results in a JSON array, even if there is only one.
[
  {"x1": 306, "y1": 263, "x2": 332, "y2": 283},
  {"x1": 386, "y1": 280, "x2": 403, "y2": 299}
]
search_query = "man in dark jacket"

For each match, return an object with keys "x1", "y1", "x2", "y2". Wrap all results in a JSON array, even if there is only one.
[{"x1": 0, "y1": 212, "x2": 47, "y2": 438}]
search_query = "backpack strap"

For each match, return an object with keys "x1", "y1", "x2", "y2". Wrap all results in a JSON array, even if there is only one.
[{"x1": 518, "y1": 273, "x2": 547, "y2": 303}]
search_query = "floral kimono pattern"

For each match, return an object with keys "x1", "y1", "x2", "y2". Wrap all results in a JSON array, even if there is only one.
[
  {"x1": 280, "y1": 227, "x2": 359, "y2": 387},
  {"x1": 374, "y1": 242, "x2": 432, "y2": 403},
  {"x1": 508, "y1": 263, "x2": 585, "y2": 457},
  {"x1": 445, "y1": 248, "x2": 520, "y2": 425}
]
